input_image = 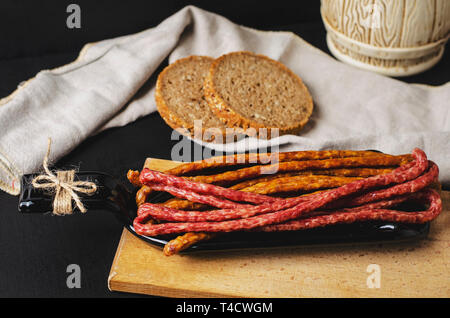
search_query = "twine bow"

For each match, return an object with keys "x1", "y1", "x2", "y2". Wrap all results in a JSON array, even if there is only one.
[{"x1": 32, "y1": 139, "x2": 97, "y2": 215}]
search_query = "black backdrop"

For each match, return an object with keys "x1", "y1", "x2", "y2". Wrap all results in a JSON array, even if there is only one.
[
  {"x1": 0, "y1": 0, "x2": 320, "y2": 58},
  {"x1": 0, "y1": 0, "x2": 448, "y2": 298}
]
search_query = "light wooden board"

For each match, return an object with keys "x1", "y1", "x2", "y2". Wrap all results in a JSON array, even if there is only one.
[{"x1": 108, "y1": 158, "x2": 450, "y2": 297}]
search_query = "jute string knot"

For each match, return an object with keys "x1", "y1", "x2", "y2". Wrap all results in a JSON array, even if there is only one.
[{"x1": 32, "y1": 139, "x2": 97, "y2": 215}]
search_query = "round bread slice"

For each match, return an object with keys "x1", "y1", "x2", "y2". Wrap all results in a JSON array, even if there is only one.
[
  {"x1": 155, "y1": 56, "x2": 228, "y2": 142},
  {"x1": 204, "y1": 51, "x2": 314, "y2": 138}
]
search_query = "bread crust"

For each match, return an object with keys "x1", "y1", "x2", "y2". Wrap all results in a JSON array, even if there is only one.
[
  {"x1": 204, "y1": 51, "x2": 314, "y2": 138},
  {"x1": 155, "y1": 55, "x2": 229, "y2": 143}
]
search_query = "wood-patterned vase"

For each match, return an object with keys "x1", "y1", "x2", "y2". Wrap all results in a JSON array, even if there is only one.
[{"x1": 321, "y1": 0, "x2": 450, "y2": 76}]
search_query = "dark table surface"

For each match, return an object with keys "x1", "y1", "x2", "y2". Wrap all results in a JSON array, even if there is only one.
[{"x1": 0, "y1": 1, "x2": 448, "y2": 297}]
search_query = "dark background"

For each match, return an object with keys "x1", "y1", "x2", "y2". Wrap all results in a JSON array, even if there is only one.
[{"x1": 0, "y1": 0, "x2": 448, "y2": 297}]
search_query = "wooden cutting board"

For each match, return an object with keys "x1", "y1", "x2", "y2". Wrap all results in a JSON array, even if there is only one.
[{"x1": 108, "y1": 158, "x2": 450, "y2": 297}]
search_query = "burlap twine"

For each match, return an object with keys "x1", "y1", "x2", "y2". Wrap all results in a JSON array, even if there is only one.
[{"x1": 31, "y1": 139, "x2": 97, "y2": 215}]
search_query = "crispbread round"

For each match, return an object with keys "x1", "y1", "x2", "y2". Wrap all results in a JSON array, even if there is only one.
[
  {"x1": 204, "y1": 51, "x2": 314, "y2": 138},
  {"x1": 155, "y1": 55, "x2": 228, "y2": 142}
]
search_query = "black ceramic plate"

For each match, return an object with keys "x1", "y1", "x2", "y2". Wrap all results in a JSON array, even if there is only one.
[{"x1": 19, "y1": 149, "x2": 431, "y2": 254}]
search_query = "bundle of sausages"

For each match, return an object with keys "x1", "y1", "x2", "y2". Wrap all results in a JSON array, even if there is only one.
[{"x1": 127, "y1": 149, "x2": 442, "y2": 256}]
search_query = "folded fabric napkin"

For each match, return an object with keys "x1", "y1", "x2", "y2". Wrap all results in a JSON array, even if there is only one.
[{"x1": 0, "y1": 5, "x2": 449, "y2": 195}]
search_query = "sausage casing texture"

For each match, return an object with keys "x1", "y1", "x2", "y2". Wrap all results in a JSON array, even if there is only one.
[
  {"x1": 163, "y1": 232, "x2": 215, "y2": 256},
  {"x1": 240, "y1": 175, "x2": 362, "y2": 195},
  {"x1": 154, "y1": 153, "x2": 399, "y2": 252},
  {"x1": 134, "y1": 149, "x2": 438, "y2": 236},
  {"x1": 128, "y1": 153, "x2": 407, "y2": 207},
  {"x1": 164, "y1": 174, "x2": 363, "y2": 210},
  {"x1": 229, "y1": 168, "x2": 393, "y2": 190},
  {"x1": 259, "y1": 189, "x2": 441, "y2": 232},
  {"x1": 165, "y1": 150, "x2": 406, "y2": 176},
  {"x1": 185, "y1": 155, "x2": 412, "y2": 185}
]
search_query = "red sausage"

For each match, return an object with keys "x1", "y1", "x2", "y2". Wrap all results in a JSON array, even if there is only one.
[{"x1": 134, "y1": 149, "x2": 439, "y2": 236}]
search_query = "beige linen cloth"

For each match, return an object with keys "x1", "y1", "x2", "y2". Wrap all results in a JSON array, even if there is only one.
[{"x1": 0, "y1": 5, "x2": 449, "y2": 195}]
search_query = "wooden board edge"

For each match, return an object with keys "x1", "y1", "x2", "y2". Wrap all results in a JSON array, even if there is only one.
[
  {"x1": 108, "y1": 157, "x2": 450, "y2": 297},
  {"x1": 109, "y1": 157, "x2": 220, "y2": 297},
  {"x1": 109, "y1": 249, "x2": 239, "y2": 297},
  {"x1": 109, "y1": 229, "x2": 242, "y2": 297},
  {"x1": 108, "y1": 158, "x2": 183, "y2": 296},
  {"x1": 108, "y1": 229, "x2": 129, "y2": 292},
  {"x1": 144, "y1": 158, "x2": 182, "y2": 171}
]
